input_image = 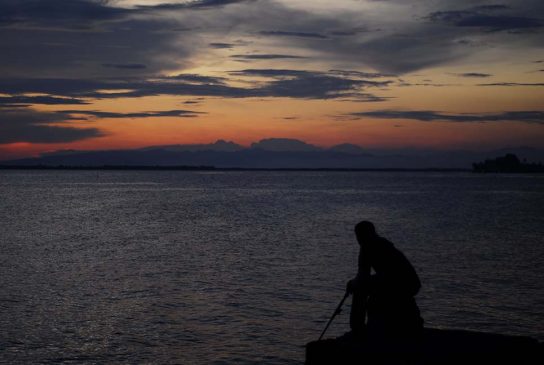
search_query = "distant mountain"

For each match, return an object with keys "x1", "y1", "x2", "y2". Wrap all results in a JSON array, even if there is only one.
[
  {"x1": 3, "y1": 149, "x2": 378, "y2": 169},
  {"x1": 250, "y1": 138, "x2": 321, "y2": 152},
  {"x1": 329, "y1": 143, "x2": 369, "y2": 155},
  {"x1": 2, "y1": 139, "x2": 543, "y2": 169},
  {"x1": 140, "y1": 139, "x2": 243, "y2": 152}
]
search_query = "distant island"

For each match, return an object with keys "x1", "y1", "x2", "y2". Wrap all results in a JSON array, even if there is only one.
[
  {"x1": 473, "y1": 154, "x2": 544, "y2": 173},
  {"x1": 2, "y1": 138, "x2": 544, "y2": 170},
  {"x1": 0, "y1": 165, "x2": 468, "y2": 172},
  {"x1": 0, "y1": 165, "x2": 216, "y2": 171}
]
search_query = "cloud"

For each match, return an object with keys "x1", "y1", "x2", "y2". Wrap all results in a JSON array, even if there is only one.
[
  {"x1": 187, "y1": 0, "x2": 253, "y2": 8},
  {"x1": 0, "y1": 0, "x2": 254, "y2": 26},
  {"x1": 136, "y1": 0, "x2": 253, "y2": 10},
  {"x1": 0, "y1": 78, "x2": 120, "y2": 96},
  {"x1": 170, "y1": 74, "x2": 227, "y2": 84},
  {"x1": 0, "y1": 0, "x2": 127, "y2": 27},
  {"x1": 478, "y1": 82, "x2": 544, "y2": 86},
  {"x1": 229, "y1": 69, "x2": 391, "y2": 99},
  {"x1": 0, "y1": 69, "x2": 391, "y2": 100},
  {"x1": 457, "y1": 16, "x2": 542, "y2": 30},
  {"x1": 58, "y1": 109, "x2": 204, "y2": 118},
  {"x1": 209, "y1": 42, "x2": 236, "y2": 48},
  {"x1": 352, "y1": 31, "x2": 469, "y2": 74},
  {"x1": 446, "y1": 15, "x2": 542, "y2": 31},
  {"x1": 349, "y1": 110, "x2": 544, "y2": 124},
  {"x1": 427, "y1": 5, "x2": 544, "y2": 31},
  {"x1": 452, "y1": 72, "x2": 492, "y2": 78},
  {"x1": 0, "y1": 105, "x2": 202, "y2": 145},
  {"x1": 0, "y1": 108, "x2": 104, "y2": 144},
  {"x1": 470, "y1": 5, "x2": 512, "y2": 12},
  {"x1": 328, "y1": 27, "x2": 371, "y2": 37},
  {"x1": 259, "y1": 30, "x2": 328, "y2": 39},
  {"x1": 3, "y1": 0, "x2": 540, "y2": 80},
  {"x1": 337, "y1": 94, "x2": 390, "y2": 102},
  {"x1": 328, "y1": 70, "x2": 395, "y2": 78},
  {"x1": 102, "y1": 63, "x2": 147, "y2": 70},
  {"x1": 0, "y1": 18, "x2": 193, "y2": 78},
  {"x1": 229, "y1": 69, "x2": 310, "y2": 77},
  {"x1": 230, "y1": 69, "x2": 390, "y2": 85},
  {"x1": 229, "y1": 3, "x2": 466, "y2": 73},
  {"x1": 231, "y1": 54, "x2": 306, "y2": 60},
  {"x1": 0, "y1": 0, "x2": 198, "y2": 78},
  {"x1": 259, "y1": 77, "x2": 389, "y2": 99},
  {"x1": 0, "y1": 95, "x2": 90, "y2": 106},
  {"x1": 247, "y1": 1, "x2": 544, "y2": 73},
  {"x1": 396, "y1": 80, "x2": 454, "y2": 87},
  {"x1": 1, "y1": 0, "x2": 542, "y2": 90}
]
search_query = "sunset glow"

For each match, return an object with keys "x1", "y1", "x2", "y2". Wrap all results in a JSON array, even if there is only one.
[{"x1": 1, "y1": 0, "x2": 543, "y2": 160}]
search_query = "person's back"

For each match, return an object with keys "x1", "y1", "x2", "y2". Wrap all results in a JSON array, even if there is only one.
[
  {"x1": 348, "y1": 221, "x2": 423, "y2": 341},
  {"x1": 364, "y1": 236, "x2": 423, "y2": 338}
]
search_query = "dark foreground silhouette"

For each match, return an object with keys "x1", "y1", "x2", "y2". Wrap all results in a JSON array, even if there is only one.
[
  {"x1": 307, "y1": 328, "x2": 542, "y2": 365},
  {"x1": 306, "y1": 221, "x2": 543, "y2": 364},
  {"x1": 347, "y1": 221, "x2": 423, "y2": 341}
]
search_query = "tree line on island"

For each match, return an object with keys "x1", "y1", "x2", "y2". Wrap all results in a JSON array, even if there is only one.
[{"x1": 472, "y1": 154, "x2": 544, "y2": 173}]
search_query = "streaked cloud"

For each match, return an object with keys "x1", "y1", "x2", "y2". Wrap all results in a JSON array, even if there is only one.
[
  {"x1": 427, "y1": 6, "x2": 543, "y2": 31},
  {"x1": 0, "y1": 96, "x2": 90, "y2": 106},
  {"x1": 209, "y1": 42, "x2": 236, "y2": 48},
  {"x1": 259, "y1": 30, "x2": 328, "y2": 39},
  {"x1": 231, "y1": 54, "x2": 307, "y2": 60},
  {"x1": 0, "y1": 0, "x2": 543, "y2": 153},
  {"x1": 478, "y1": 82, "x2": 544, "y2": 87},
  {"x1": 3, "y1": 0, "x2": 543, "y2": 77},
  {"x1": 452, "y1": 72, "x2": 492, "y2": 78},
  {"x1": 135, "y1": 0, "x2": 253, "y2": 10},
  {"x1": 0, "y1": 70, "x2": 391, "y2": 100},
  {"x1": 102, "y1": 63, "x2": 148, "y2": 70},
  {"x1": 0, "y1": 0, "x2": 127, "y2": 27},
  {"x1": 0, "y1": 108, "x2": 104, "y2": 144},
  {"x1": 349, "y1": 110, "x2": 544, "y2": 124},
  {"x1": 58, "y1": 109, "x2": 204, "y2": 119}
]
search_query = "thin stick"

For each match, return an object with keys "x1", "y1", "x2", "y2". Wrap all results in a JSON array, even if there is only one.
[{"x1": 318, "y1": 291, "x2": 350, "y2": 341}]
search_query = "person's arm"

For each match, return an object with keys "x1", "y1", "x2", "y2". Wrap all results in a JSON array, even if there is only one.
[{"x1": 347, "y1": 247, "x2": 371, "y2": 294}]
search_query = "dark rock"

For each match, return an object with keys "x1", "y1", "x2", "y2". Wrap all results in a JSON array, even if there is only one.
[{"x1": 306, "y1": 328, "x2": 542, "y2": 364}]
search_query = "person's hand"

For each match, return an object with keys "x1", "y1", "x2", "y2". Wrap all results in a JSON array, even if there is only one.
[
  {"x1": 346, "y1": 279, "x2": 356, "y2": 294},
  {"x1": 347, "y1": 277, "x2": 372, "y2": 295}
]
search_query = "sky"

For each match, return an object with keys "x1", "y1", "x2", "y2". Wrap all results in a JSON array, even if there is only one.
[{"x1": 0, "y1": 0, "x2": 543, "y2": 160}]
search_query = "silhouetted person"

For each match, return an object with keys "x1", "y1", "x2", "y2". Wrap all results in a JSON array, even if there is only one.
[{"x1": 347, "y1": 221, "x2": 423, "y2": 342}]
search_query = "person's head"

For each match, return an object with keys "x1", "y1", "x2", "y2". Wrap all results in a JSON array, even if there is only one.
[{"x1": 354, "y1": 221, "x2": 377, "y2": 245}]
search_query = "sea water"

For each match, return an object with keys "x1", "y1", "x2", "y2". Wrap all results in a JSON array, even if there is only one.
[{"x1": 1, "y1": 171, "x2": 543, "y2": 364}]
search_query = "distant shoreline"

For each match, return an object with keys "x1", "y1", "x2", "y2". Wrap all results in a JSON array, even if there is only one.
[{"x1": 0, "y1": 165, "x2": 471, "y2": 172}]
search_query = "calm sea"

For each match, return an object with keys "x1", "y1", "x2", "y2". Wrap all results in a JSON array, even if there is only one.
[{"x1": 1, "y1": 171, "x2": 543, "y2": 364}]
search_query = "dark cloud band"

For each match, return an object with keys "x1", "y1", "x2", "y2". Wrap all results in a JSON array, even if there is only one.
[
  {"x1": 231, "y1": 54, "x2": 307, "y2": 60},
  {"x1": 0, "y1": 69, "x2": 391, "y2": 100},
  {"x1": 259, "y1": 30, "x2": 328, "y2": 39},
  {"x1": 350, "y1": 110, "x2": 544, "y2": 124},
  {"x1": 58, "y1": 109, "x2": 204, "y2": 119},
  {"x1": 0, "y1": 108, "x2": 104, "y2": 144}
]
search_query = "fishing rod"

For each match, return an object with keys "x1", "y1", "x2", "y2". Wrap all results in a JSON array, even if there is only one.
[{"x1": 318, "y1": 290, "x2": 350, "y2": 341}]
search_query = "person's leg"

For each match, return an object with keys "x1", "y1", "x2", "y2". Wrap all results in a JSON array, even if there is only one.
[{"x1": 349, "y1": 289, "x2": 366, "y2": 334}]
